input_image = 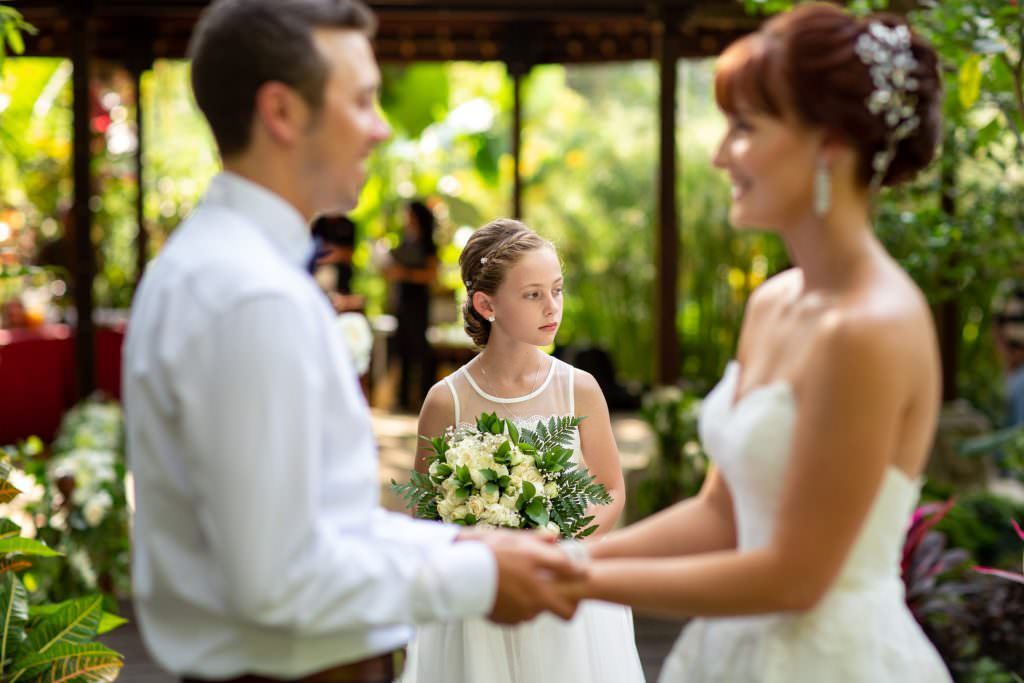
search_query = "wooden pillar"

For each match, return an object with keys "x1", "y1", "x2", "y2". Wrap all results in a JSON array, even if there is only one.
[
  {"x1": 510, "y1": 65, "x2": 524, "y2": 220},
  {"x1": 128, "y1": 35, "x2": 153, "y2": 284},
  {"x1": 134, "y1": 67, "x2": 148, "y2": 283},
  {"x1": 70, "y1": 0, "x2": 96, "y2": 398},
  {"x1": 654, "y1": 18, "x2": 680, "y2": 386}
]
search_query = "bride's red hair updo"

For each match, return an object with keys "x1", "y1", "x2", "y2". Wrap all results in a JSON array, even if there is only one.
[{"x1": 714, "y1": 2, "x2": 942, "y2": 187}]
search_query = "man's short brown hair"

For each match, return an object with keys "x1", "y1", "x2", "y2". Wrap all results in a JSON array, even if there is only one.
[{"x1": 188, "y1": 0, "x2": 375, "y2": 157}]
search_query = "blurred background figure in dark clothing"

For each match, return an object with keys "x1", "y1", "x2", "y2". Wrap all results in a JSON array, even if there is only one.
[
  {"x1": 384, "y1": 200, "x2": 438, "y2": 411},
  {"x1": 311, "y1": 214, "x2": 364, "y2": 314}
]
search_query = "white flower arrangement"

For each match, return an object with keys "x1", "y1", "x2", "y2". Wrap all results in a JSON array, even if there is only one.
[
  {"x1": 336, "y1": 312, "x2": 373, "y2": 375},
  {"x1": 392, "y1": 412, "x2": 613, "y2": 539}
]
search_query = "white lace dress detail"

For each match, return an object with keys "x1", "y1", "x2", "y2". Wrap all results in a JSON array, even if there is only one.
[
  {"x1": 401, "y1": 356, "x2": 646, "y2": 683},
  {"x1": 658, "y1": 362, "x2": 953, "y2": 682}
]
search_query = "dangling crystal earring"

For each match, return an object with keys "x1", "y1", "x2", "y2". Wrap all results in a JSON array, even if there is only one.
[{"x1": 814, "y1": 156, "x2": 831, "y2": 217}]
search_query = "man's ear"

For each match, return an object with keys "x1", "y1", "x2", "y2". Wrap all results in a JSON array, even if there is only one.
[
  {"x1": 252, "y1": 81, "x2": 310, "y2": 147},
  {"x1": 472, "y1": 291, "x2": 495, "y2": 320}
]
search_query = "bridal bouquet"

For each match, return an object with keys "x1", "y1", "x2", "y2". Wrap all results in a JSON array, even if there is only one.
[{"x1": 391, "y1": 412, "x2": 612, "y2": 539}]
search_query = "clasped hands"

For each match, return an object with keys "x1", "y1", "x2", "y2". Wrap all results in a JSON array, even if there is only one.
[{"x1": 456, "y1": 528, "x2": 591, "y2": 626}]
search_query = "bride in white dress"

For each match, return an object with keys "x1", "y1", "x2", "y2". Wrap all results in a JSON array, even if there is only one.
[
  {"x1": 560, "y1": 5, "x2": 953, "y2": 682},
  {"x1": 402, "y1": 219, "x2": 645, "y2": 683}
]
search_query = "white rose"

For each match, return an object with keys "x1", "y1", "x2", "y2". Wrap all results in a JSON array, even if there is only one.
[
  {"x1": 467, "y1": 495, "x2": 486, "y2": 518},
  {"x1": 446, "y1": 447, "x2": 467, "y2": 469},
  {"x1": 68, "y1": 549, "x2": 98, "y2": 589},
  {"x1": 509, "y1": 449, "x2": 527, "y2": 467},
  {"x1": 479, "y1": 504, "x2": 507, "y2": 526},
  {"x1": 336, "y1": 312, "x2": 373, "y2": 375},
  {"x1": 82, "y1": 490, "x2": 112, "y2": 527},
  {"x1": 546, "y1": 521, "x2": 560, "y2": 535},
  {"x1": 499, "y1": 493, "x2": 519, "y2": 510},
  {"x1": 451, "y1": 505, "x2": 468, "y2": 521},
  {"x1": 544, "y1": 481, "x2": 559, "y2": 498},
  {"x1": 511, "y1": 463, "x2": 532, "y2": 479},
  {"x1": 437, "y1": 498, "x2": 455, "y2": 521}
]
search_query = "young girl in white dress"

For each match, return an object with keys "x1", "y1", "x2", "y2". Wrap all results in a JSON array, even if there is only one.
[
  {"x1": 559, "y1": 5, "x2": 954, "y2": 682},
  {"x1": 402, "y1": 219, "x2": 646, "y2": 683}
]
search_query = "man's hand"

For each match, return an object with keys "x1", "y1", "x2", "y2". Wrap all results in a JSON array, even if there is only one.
[{"x1": 461, "y1": 530, "x2": 588, "y2": 625}]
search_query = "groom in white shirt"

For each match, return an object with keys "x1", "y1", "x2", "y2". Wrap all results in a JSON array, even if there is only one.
[{"x1": 122, "y1": 1, "x2": 585, "y2": 682}]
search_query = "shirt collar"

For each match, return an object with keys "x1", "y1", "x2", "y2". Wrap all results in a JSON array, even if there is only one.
[{"x1": 204, "y1": 171, "x2": 313, "y2": 270}]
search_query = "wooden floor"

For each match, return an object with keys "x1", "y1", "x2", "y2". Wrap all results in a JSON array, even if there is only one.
[
  {"x1": 109, "y1": 410, "x2": 686, "y2": 682},
  {"x1": 101, "y1": 601, "x2": 686, "y2": 682}
]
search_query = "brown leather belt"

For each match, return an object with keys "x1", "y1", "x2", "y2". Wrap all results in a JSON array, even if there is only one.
[{"x1": 182, "y1": 649, "x2": 405, "y2": 683}]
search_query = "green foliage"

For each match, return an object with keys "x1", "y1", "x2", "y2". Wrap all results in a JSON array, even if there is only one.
[
  {"x1": 380, "y1": 64, "x2": 450, "y2": 139},
  {"x1": 959, "y1": 424, "x2": 1024, "y2": 483},
  {"x1": 392, "y1": 412, "x2": 611, "y2": 538},
  {"x1": 632, "y1": 387, "x2": 708, "y2": 519},
  {"x1": 931, "y1": 492, "x2": 1024, "y2": 569},
  {"x1": 518, "y1": 415, "x2": 582, "y2": 457},
  {"x1": 548, "y1": 467, "x2": 611, "y2": 539},
  {"x1": 0, "y1": 7, "x2": 35, "y2": 72},
  {"x1": 0, "y1": 455, "x2": 123, "y2": 682},
  {"x1": 389, "y1": 469, "x2": 440, "y2": 521},
  {"x1": 962, "y1": 657, "x2": 1024, "y2": 683},
  {"x1": 5, "y1": 400, "x2": 130, "y2": 602}
]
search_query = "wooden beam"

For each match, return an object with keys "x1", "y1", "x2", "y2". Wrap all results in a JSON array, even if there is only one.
[
  {"x1": 510, "y1": 66, "x2": 523, "y2": 219},
  {"x1": 70, "y1": 0, "x2": 96, "y2": 398},
  {"x1": 654, "y1": 15, "x2": 680, "y2": 386}
]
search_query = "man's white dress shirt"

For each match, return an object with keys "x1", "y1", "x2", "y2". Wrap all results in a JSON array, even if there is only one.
[{"x1": 124, "y1": 172, "x2": 496, "y2": 679}]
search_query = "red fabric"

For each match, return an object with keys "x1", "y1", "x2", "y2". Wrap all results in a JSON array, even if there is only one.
[
  {"x1": 0, "y1": 324, "x2": 125, "y2": 445},
  {"x1": 96, "y1": 322, "x2": 125, "y2": 401}
]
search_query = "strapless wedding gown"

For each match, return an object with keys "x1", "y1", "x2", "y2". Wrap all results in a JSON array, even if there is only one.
[{"x1": 658, "y1": 362, "x2": 952, "y2": 682}]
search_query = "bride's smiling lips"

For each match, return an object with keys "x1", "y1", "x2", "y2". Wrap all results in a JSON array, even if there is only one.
[
  {"x1": 730, "y1": 174, "x2": 751, "y2": 199},
  {"x1": 540, "y1": 322, "x2": 559, "y2": 332}
]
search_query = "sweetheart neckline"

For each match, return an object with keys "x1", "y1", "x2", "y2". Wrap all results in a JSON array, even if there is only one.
[{"x1": 718, "y1": 360, "x2": 921, "y2": 489}]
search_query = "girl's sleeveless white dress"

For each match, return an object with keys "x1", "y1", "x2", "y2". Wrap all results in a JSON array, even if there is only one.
[{"x1": 401, "y1": 356, "x2": 646, "y2": 683}]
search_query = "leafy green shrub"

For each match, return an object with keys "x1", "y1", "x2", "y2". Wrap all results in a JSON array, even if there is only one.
[
  {"x1": 5, "y1": 400, "x2": 130, "y2": 602},
  {"x1": 0, "y1": 457, "x2": 125, "y2": 682}
]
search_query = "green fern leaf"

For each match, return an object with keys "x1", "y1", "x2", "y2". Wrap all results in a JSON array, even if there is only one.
[{"x1": 389, "y1": 473, "x2": 440, "y2": 521}]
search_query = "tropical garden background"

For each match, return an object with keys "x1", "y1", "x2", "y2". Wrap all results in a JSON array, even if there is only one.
[{"x1": 0, "y1": 0, "x2": 1022, "y2": 680}]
